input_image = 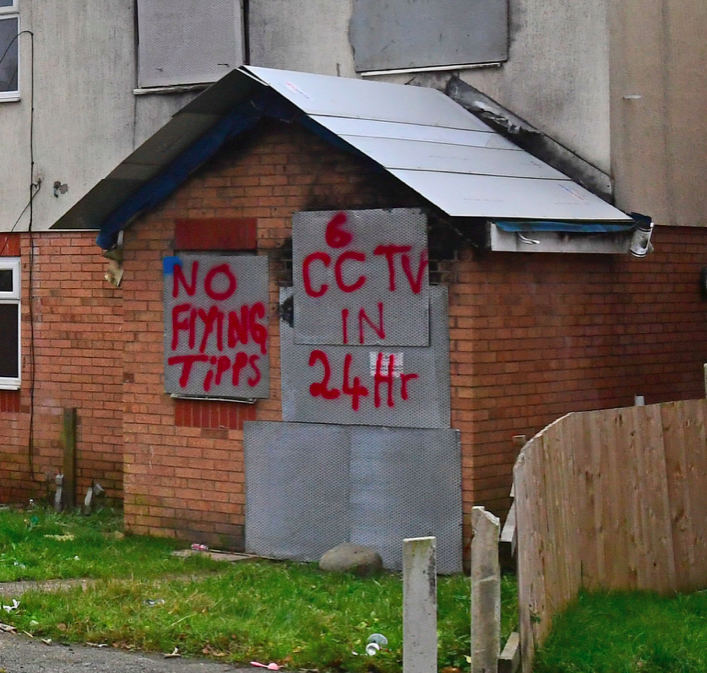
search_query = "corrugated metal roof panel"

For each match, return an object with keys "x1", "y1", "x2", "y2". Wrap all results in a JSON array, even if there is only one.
[
  {"x1": 53, "y1": 65, "x2": 632, "y2": 238},
  {"x1": 339, "y1": 135, "x2": 568, "y2": 180},
  {"x1": 389, "y1": 169, "x2": 632, "y2": 220},
  {"x1": 310, "y1": 116, "x2": 516, "y2": 149},
  {"x1": 244, "y1": 66, "x2": 491, "y2": 131}
]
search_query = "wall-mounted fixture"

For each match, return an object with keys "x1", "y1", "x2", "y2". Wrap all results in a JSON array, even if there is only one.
[
  {"x1": 103, "y1": 231, "x2": 123, "y2": 287},
  {"x1": 53, "y1": 181, "x2": 68, "y2": 197},
  {"x1": 628, "y1": 219, "x2": 654, "y2": 258}
]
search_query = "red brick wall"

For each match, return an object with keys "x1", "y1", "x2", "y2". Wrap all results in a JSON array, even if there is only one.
[
  {"x1": 121, "y1": 118, "x2": 707, "y2": 549},
  {"x1": 0, "y1": 232, "x2": 124, "y2": 503},
  {"x1": 451, "y1": 229, "x2": 707, "y2": 517},
  {"x1": 122, "y1": 121, "x2": 415, "y2": 546},
  {"x1": 5, "y1": 118, "x2": 705, "y2": 554}
]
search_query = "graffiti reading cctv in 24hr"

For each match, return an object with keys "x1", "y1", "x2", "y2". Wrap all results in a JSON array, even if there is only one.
[
  {"x1": 302, "y1": 212, "x2": 428, "y2": 412},
  {"x1": 167, "y1": 260, "x2": 268, "y2": 393}
]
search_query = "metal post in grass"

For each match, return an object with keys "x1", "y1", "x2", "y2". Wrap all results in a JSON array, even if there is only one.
[
  {"x1": 471, "y1": 506, "x2": 501, "y2": 673},
  {"x1": 403, "y1": 536, "x2": 437, "y2": 673}
]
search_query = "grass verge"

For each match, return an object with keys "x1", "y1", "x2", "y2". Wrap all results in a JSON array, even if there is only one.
[
  {"x1": 4, "y1": 562, "x2": 518, "y2": 672},
  {"x1": 0, "y1": 507, "x2": 223, "y2": 581},
  {"x1": 0, "y1": 505, "x2": 519, "y2": 672},
  {"x1": 535, "y1": 589, "x2": 707, "y2": 673}
]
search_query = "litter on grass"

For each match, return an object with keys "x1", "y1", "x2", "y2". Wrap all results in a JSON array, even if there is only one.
[
  {"x1": 2, "y1": 599, "x2": 19, "y2": 613},
  {"x1": 143, "y1": 599, "x2": 165, "y2": 607},
  {"x1": 250, "y1": 661, "x2": 281, "y2": 670},
  {"x1": 365, "y1": 633, "x2": 388, "y2": 656}
]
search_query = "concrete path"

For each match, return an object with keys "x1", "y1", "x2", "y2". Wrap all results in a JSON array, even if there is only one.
[
  {"x1": 0, "y1": 578, "x2": 94, "y2": 599},
  {"x1": 0, "y1": 631, "x2": 252, "y2": 673}
]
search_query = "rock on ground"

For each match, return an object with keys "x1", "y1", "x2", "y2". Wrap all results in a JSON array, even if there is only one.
[{"x1": 319, "y1": 543, "x2": 383, "y2": 576}]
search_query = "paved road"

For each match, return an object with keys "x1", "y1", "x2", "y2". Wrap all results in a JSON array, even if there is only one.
[{"x1": 0, "y1": 632, "x2": 252, "y2": 673}]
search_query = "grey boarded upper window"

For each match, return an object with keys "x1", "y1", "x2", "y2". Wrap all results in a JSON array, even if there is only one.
[
  {"x1": 136, "y1": 0, "x2": 244, "y2": 89},
  {"x1": 350, "y1": 0, "x2": 508, "y2": 73}
]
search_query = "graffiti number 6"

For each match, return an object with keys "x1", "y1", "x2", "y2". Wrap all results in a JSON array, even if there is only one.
[{"x1": 325, "y1": 212, "x2": 353, "y2": 248}]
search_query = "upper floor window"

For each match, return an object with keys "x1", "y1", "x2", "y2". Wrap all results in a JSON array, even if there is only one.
[
  {"x1": 0, "y1": 0, "x2": 19, "y2": 100},
  {"x1": 349, "y1": 0, "x2": 508, "y2": 74},
  {"x1": 136, "y1": 0, "x2": 245, "y2": 89},
  {"x1": 0, "y1": 257, "x2": 20, "y2": 389}
]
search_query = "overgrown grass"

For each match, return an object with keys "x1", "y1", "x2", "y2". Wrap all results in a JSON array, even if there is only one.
[
  {"x1": 0, "y1": 505, "x2": 519, "y2": 672},
  {"x1": 0, "y1": 506, "x2": 224, "y2": 581},
  {"x1": 535, "y1": 589, "x2": 707, "y2": 673},
  {"x1": 4, "y1": 562, "x2": 518, "y2": 672}
]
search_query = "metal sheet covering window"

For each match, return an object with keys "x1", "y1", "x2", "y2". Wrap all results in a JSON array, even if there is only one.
[
  {"x1": 137, "y1": 0, "x2": 244, "y2": 88},
  {"x1": 0, "y1": 257, "x2": 20, "y2": 389},
  {"x1": 349, "y1": 0, "x2": 508, "y2": 73},
  {"x1": 244, "y1": 421, "x2": 463, "y2": 573},
  {"x1": 0, "y1": 0, "x2": 19, "y2": 99},
  {"x1": 163, "y1": 254, "x2": 270, "y2": 399}
]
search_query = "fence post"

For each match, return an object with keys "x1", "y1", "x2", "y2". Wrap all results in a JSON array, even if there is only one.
[
  {"x1": 403, "y1": 536, "x2": 437, "y2": 673},
  {"x1": 62, "y1": 408, "x2": 77, "y2": 510},
  {"x1": 471, "y1": 506, "x2": 501, "y2": 673}
]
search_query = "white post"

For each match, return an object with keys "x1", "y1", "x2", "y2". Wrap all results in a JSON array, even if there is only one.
[
  {"x1": 471, "y1": 506, "x2": 501, "y2": 673},
  {"x1": 403, "y1": 536, "x2": 437, "y2": 673}
]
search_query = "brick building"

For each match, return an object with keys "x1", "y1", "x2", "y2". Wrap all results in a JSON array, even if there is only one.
[{"x1": 1, "y1": 68, "x2": 706, "y2": 563}]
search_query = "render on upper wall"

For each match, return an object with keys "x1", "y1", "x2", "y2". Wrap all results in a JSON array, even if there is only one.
[
  {"x1": 0, "y1": 0, "x2": 241, "y2": 233},
  {"x1": 248, "y1": 0, "x2": 611, "y2": 178}
]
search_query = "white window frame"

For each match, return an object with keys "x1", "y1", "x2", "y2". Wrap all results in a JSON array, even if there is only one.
[
  {"x1": 0, "y1": 0, "x2": 20, "y2": 102},
  {"x1": 0, "y1": 257, "x2": 20, "y2": 389}
]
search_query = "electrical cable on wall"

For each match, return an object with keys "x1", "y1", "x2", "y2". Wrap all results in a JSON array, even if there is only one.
[{"x1": 0, "y1": 29, "x2": 42, "y2": 482}]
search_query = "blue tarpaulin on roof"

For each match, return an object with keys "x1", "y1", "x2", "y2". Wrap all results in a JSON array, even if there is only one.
[{"x1": 492, "y1": 220, "x2": 636, "y2": 233}]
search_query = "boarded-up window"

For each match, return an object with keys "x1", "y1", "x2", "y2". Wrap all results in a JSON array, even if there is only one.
[
  {"x1": 137, "y1": 0, "x2": 244, "y2": 88},
  {"x1": 350, "y1": 0, "x2": 508, "y2": 73},
  {"x1": 163, "y1": 254, "x2": 270, "y2": 399}
]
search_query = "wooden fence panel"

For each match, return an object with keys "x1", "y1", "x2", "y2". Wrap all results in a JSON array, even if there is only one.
[
  {"x1": 515, "y1": 398, "x2": 707, "y2": 671},
  {"x1": 663, "y1": 399, "x2": 707, "y2": 590}
]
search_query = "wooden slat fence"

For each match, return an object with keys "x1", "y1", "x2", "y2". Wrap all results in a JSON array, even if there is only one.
[{"x1": 514, "y1": 399, "x2": 707, "y2": 670}]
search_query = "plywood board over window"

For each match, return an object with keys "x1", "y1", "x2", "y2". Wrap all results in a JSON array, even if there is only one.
[{"x1": 350, "y1": 0, "x2": 508, "y2": 73}]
